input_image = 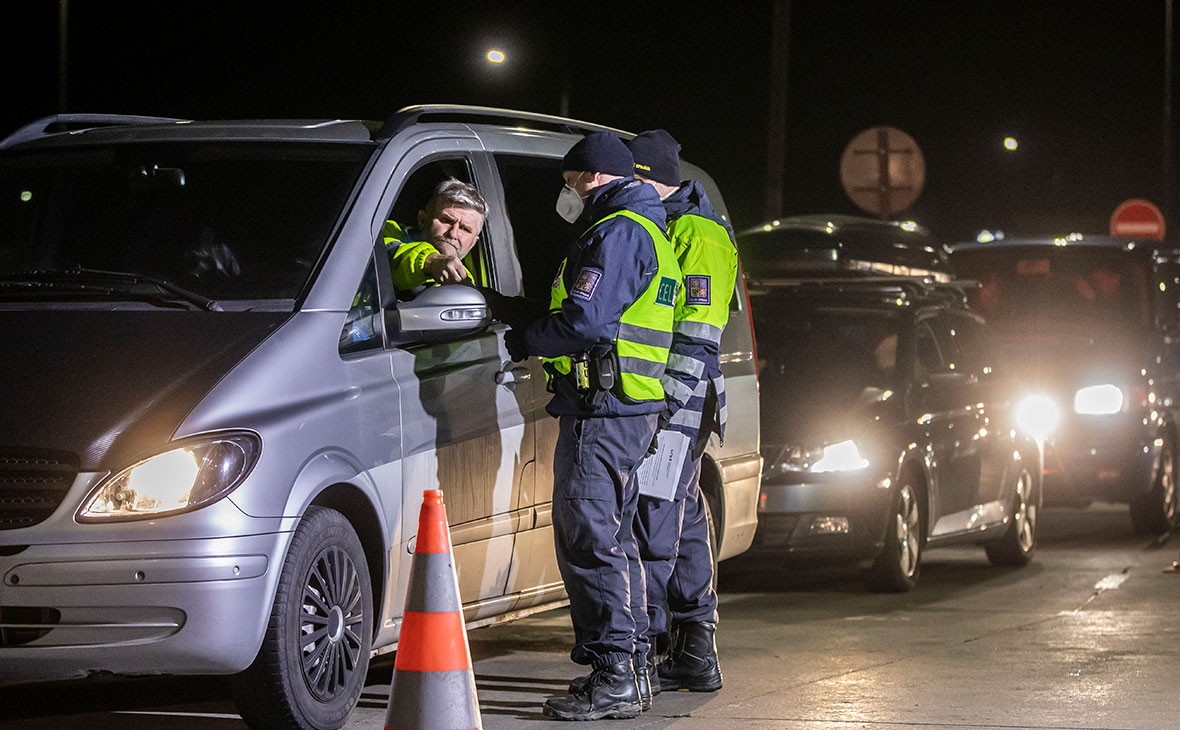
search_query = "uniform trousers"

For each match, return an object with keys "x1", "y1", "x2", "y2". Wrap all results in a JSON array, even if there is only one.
[
  {"x1": 553, "y1": 412, "x2": 658, "y2": 669},
  {"x1": 636, "y1": 446, "x2": 720, "y2": 646}
]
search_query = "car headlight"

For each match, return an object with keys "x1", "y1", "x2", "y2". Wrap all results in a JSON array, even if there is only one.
[
  {"x1": 810, "y1": 440, "x2": 870, "y2": 473},
  {"x1": 1074, "y1": 384, "x2": 1124, "y2": 415},
  {"x1": 1016, "y1": 394, "x2": 1059, "y2": 438},
  {"x1": 77, "y1": 433, "x2": 260, "y2": 522}
]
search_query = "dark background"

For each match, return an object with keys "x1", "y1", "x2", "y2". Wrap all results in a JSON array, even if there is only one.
[{"x1": 2, "y1": 1, "x2": 1174, "y2": 243}]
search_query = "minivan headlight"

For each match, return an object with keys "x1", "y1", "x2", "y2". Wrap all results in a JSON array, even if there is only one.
[
  {"x1": 1074, "y1": 384, "x2": 1124, "y2": 415},
  {"x1": 78, "y1": 433, "x2": 260, "y2": 522}
]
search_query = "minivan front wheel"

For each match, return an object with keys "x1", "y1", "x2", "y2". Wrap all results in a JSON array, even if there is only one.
[
  {"x1": 1130, "y1": 435, "x2": 1178, "y2": 535},
  {"x1": 864, "y1": 481, "x2": 922, "y2": 592},
  {"x1": 233, "y1": 506, "x2": 373, "y2": 730}
]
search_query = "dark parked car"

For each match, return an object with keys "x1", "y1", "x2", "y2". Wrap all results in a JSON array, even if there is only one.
[
  {"x1": 736, "y1": 215, "x2": 952, "y2": 287},
  {"x1": 950, "y1": 236, "x2": 1180, "y2": 534},
  {"x1": 749, "y1": 278, "x2": 1043, "y2": 591}
]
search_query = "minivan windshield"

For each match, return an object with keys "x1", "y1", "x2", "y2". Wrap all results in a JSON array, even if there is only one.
[
  {"x1": 951, "y1": 246, "x2": 1151, "y2": 332},
  {"x1": 0, "y1": 142, "x2": 372, "y2": 304}
]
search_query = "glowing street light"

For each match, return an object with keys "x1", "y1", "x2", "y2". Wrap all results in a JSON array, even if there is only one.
[
  {"x1": 486, "y1": 49, "x2": 506, "y2": 65},
  {"x1": 1003, "y1": 136, "x2": 1019, "y2": 151}
]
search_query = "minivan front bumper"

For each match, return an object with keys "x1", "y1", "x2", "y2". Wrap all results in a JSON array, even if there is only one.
[{"x1": 0, "y1": 529, "x2": 291, "y2": 683}]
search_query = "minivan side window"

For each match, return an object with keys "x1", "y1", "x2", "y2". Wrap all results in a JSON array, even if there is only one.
[
  {"x1": 339, "y1": 256, "x2": 381, "y2": 355},
  {"x1": 914, "y1": 319, "x2": 949, "y2": 387},
  {"x1": 493, "y1": 154, "x2": 576, "y2": 299},
  {"x1": 381, "y1": 158, "x2": 488, "y2": 299}
]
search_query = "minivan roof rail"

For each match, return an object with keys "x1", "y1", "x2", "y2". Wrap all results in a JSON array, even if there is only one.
[
  {"x1": 0, "y1": 114, "x2": 187, "y2": 150},
  {"x1": 376, "y1": 104, "x2": 635, "y2": 141}
]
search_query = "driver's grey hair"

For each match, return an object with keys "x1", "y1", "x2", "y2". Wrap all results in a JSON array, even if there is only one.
[{"x1": 426, "y1": 178, "x2": 488, "y2": 218}]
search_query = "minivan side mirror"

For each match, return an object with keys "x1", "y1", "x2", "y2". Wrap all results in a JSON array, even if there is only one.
[{"x1": 387, "y1": 285, "x2": 491, "y2": 340}]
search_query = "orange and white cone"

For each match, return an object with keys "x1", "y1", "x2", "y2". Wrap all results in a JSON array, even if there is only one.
[{"x1": 384, "y1": 489, "x2": 482, "y2": 730}]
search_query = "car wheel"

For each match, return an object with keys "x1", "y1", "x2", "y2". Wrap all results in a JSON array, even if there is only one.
[
  {"x1": 232, "y1": 506, "x2": 373, "y2": 730},
  {"x1": 985, "y1": 464, "x2": 1039, "y2": 566},
  {"x1": 864, "y1": 481, "x2": 922, "y2": 592},
  {"x1": 1130, "y1": 434, "x2": 1179, "y2": 535}
]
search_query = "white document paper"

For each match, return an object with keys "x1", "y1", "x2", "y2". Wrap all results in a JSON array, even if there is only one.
[{"x1": 635, "y1": 430, "x2": 691, "y2": 501}]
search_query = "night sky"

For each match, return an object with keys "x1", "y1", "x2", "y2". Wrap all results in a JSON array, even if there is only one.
[{"x1": 3, "y1": 1, "x2": 1175, "y2": 243}]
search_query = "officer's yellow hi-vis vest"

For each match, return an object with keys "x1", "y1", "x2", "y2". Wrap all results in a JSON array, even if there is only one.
[{"x1": 544, "y1": 210, "x2": 681, "y2": 404}]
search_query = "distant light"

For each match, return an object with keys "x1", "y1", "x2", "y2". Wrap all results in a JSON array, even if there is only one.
[
  {"x1": 486, "y1": 49, "x2": 506, "y2": 64},
  {"x1": 762, "y1": 224, "x2": 772, "y2": 231},
  {"x1": 772, "y1": 219, "x2": 781, "y2": 226},
  {"x1": 20, "y1": 190, "x2": 32, "y2": 202},
  {"x1": 1053, "y1": 238, "x2": 1068, "y2": 246},
  {"x1": 977, "y1": 230, "x2": 996, "y2": 243},
  {"x1": 900, "y1": 220, "x2": 918, "y2": 232},
  {"x1": 1067, "y1": 232, "x2": 1084, "y2": 241},
  {"x1": 1004, "y1": 137, "x2": 1019, "y2": 151}
]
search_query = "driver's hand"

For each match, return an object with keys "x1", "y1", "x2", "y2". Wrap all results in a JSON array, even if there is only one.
[{"x1": 424, "y1": 253, "x2": 468, "y2": 284}]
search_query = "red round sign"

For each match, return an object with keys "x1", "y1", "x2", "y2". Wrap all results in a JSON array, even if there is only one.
[{"x1": 1110, "y1": 198, "x2": 1166, "y2": 239}]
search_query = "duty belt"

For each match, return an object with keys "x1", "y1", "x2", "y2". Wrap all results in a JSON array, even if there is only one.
[{"x1": 544, "y1": 347, "x2": 617, "y2": 412}]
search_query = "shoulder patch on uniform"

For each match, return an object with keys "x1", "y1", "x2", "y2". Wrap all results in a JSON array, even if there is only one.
[
  {"x1": 686, "y1": 275, "x2": 711, "y2": 305},
  {"x1": 571, "y1": 267, "x2": 603, "y2": 301},
  {"x1": 655, "y1": 276, "x2": 678, "y2": 307}
]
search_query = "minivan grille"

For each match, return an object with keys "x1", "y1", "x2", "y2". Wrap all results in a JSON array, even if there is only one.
[{"x1": 0, "y1": 448, "x2": 79, "y2": 530}]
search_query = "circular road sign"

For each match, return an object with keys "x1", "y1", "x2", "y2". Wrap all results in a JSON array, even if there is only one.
[
  {"x1": 1110, "y1": 198, "x2": 1166, "y2": 240},
  {"x1": 840, "y1": 126, "x2": 925, "y2": 218}
]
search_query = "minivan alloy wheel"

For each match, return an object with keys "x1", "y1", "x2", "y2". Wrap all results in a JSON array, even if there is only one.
[
  {"x1": 301, "y1": 545, "x2": 366, "y2": 702},
  {"x1": 1130, "y1": 435, "x2": 1179, "y2": 534},
  {"x1": 985, "y1": 464, "x2": 1039, "y2": 566},
  {"x1": 864, "y1": 480, "x2": 923, "y2": 592}
]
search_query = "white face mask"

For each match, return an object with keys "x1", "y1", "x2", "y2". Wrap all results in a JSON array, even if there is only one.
[{"x1": 555, "y1": 184, "x2": 585, "y2": 223}]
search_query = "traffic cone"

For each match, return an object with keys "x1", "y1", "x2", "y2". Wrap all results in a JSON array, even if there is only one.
[{"x1": 384, "y1": 489, "x2": 482, "y2": 730}]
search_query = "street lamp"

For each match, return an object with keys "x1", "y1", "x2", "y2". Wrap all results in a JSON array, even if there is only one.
[
  {"x1": 1003, "y1": 136, "x2": 1019, "y2": 151},
  {"x1": 486, "y1": 49, "x2": 506, "y2": 65}
]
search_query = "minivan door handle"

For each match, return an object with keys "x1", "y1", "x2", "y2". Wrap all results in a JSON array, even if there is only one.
[{"x1": 495, "y1": 365, "x2": 531, "y2": 386}]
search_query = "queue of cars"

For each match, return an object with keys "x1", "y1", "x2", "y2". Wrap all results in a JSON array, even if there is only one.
[
  {"x1": 738, "y1": 215, "x2": 1180, "y2": 593},
  {"x1": 0, "y1": 102, "x2": 1173, "y2": 729}
]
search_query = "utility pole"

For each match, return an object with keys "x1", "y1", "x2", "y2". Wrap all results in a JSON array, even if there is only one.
[
  {"x1": 764, "y1": 0, "x2": 791, "y2": 220},
  {"x1": 58, "y1": 0, "x2": 69, "y2": 113}
]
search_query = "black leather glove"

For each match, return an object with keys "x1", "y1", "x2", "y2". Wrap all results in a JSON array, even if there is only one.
[
  {"x1": 480, "y1": 288, "x2": 547, "y2": 330},
  {"x1": 646, "y1": 408, "x2": 672, "y2": 456},
  {"x1": 504, "y1": 328, "x2": 529, "y2": 363}
]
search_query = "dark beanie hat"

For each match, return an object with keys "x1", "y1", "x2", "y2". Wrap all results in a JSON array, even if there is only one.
[
  {"x1": 627, "y1": 129, "x2": 681, "y2": 186},
  {"x1": 561, "y1": 131, "x2": 634, "y2": 177}
]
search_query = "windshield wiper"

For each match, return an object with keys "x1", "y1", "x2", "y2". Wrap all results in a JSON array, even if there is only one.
[{"x1": 0, "y1": 268, "x2": 223, "y2": 311}]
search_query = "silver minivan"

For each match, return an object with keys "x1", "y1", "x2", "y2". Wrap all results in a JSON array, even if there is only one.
[{"x1": 0, "y1": 106, "x2": 760, "y2": 728}]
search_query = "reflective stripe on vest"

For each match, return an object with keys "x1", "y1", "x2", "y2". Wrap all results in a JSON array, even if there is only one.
[{"x1": 543, "y1": 210, "x2": 679, "y2": 403}]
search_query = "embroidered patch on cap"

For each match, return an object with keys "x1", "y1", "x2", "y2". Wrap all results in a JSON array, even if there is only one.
[
  {"x1": 571, "y1": 267, "x2": 603, "y2": 300},
  {"x1": 686, "y1": 275, "x2": 711, "y2": 305}
]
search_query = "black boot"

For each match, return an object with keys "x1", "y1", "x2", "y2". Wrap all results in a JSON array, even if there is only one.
[
  {"x1": 634, "y1": 654, "x2": 652, "y2": 711},
  {"x1": 544, "y1": 661, "x2": 641, "y2": 720},
  {"x1": 568, "y1": 655, "x2": 656, "y2": 710},
  {"x1": 656, "y1": 621, "x2": 723, "y2": 692}
]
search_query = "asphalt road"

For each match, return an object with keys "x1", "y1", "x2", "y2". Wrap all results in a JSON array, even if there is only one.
[{"x1": 3, "y1": 504, "x2": 1178, "y2": 730}]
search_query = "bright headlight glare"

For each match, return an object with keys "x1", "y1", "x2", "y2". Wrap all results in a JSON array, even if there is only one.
[
  {"x1": 1016, "y1": 395, "x2": 1059, "y2": 438},
  {"x1": 1074, "y1": 384, "x2": 1124, "y2": 415},
  {"x1": 811, "y1": 440, "x2": 870, "y2": 473},
  {"x1": 78, "y1": 434, "x2": 259, "y2": 522}
]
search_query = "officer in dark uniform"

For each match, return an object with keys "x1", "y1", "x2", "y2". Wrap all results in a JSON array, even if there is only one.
[
  {"x1": 627, "y1": 130, "x2": 737, "y2": 696},
  {"x1": 501, "y1": 131, "x2": 681, "y2": 720}
]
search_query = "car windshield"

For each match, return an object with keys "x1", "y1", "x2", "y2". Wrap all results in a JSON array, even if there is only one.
[
  {"x1": 0, "y1": 141, "x2": 372, "y2": 304},
  {"x1": 755, "y1": 303, "x2": 901, "y2": 397},
  {"x1": 951, "y1": 246, "x2": 1151, "y2": 331},
  {"x1": 738, "y1": 227, "x2": 947, "y2": 281}
]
